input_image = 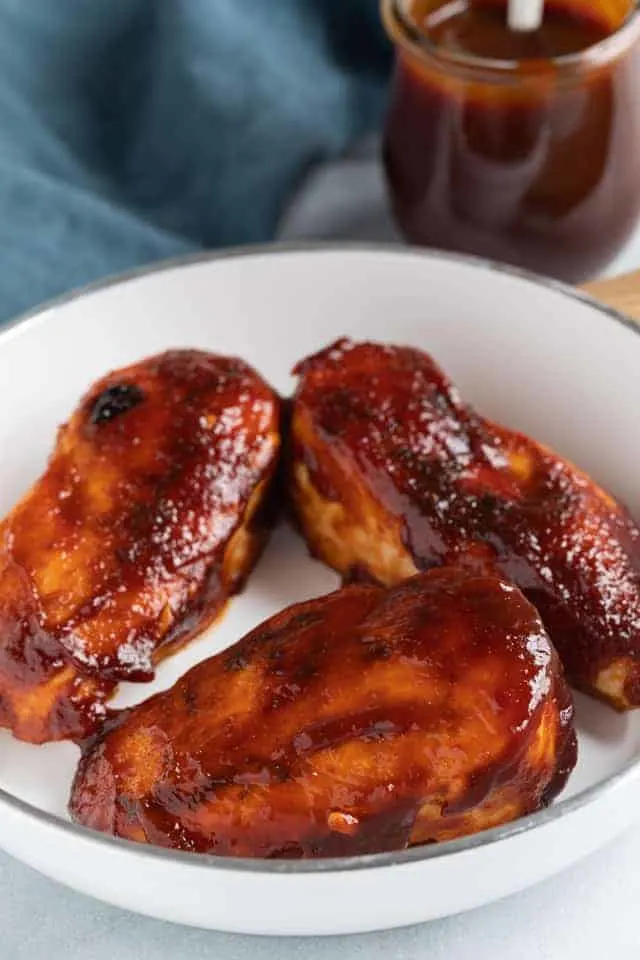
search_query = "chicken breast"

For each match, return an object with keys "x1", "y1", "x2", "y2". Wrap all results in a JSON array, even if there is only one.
[
  {"x1": 290, "y1": 339, "x2": 640, "y2": 710},
  {"x1": 0, "y1": 349, "x2": 280, "y2": 742},
  {"x1": 69, "y1": 568, "x2": 576, "y2": 858}
]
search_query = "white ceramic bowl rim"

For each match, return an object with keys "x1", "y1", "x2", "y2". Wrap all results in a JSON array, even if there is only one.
[{"x1": 2, "y1": 241, "x2": 639, "y2": 875}]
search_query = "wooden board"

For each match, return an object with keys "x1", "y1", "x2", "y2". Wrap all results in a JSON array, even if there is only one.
[{"x1": 582, "y1": 270, "x2": 640, "y2": 321}]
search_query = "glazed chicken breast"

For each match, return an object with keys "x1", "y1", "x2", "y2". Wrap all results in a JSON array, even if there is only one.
[
  {"x1": 290, "y1": 339, "x2": 640, "y2": 710},
  {"x1": 0, "y1": 349, "x2": 280, "y2": 743},
  {"x1": 69, "y1": 567, "x2": 575, "y2": 858}
]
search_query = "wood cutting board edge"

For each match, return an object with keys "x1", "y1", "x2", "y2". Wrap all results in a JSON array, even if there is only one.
[{"x1": 582, "y1": 270, "x2": 640, "y2": 322}]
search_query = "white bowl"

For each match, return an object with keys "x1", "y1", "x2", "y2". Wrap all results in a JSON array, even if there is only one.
[{"x1": 0, "y1": 245, "x2": 638, "y2": 936}]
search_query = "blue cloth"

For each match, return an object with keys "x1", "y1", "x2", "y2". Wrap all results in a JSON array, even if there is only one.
[{"x1": 0, "y1": 0, "x2": 390, "y2": 323}]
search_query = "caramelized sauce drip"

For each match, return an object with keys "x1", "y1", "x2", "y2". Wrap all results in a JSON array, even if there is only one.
[{"x1": 90, "y1": 383, "x2": 145, "y2": 425}]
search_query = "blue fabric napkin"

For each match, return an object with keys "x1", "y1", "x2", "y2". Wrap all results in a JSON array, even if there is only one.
[{"x1": 0, "y1": 0, "x2": 390, "y2": 324}]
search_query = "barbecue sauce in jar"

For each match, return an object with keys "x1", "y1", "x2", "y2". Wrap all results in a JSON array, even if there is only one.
[{"x1": 382, "y1": 0, "x2": 640, "y2": 282}]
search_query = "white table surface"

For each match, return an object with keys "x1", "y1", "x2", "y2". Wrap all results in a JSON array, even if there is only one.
[{"x1": 4, "y1": 145, "x2": 640, "y2": 959}]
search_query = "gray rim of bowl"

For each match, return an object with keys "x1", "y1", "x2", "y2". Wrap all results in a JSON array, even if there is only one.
[{"x1": 1, "y1": 240, "x2": 639, "y2": 876}]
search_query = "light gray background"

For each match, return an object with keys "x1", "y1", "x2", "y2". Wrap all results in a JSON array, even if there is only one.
[{"x1": 4, "y1": 147, "x2": 640, "y2": 959}]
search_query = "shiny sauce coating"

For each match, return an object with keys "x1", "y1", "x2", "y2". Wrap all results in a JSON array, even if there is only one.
[
  {"x1": 291, "y1": 339, "x2": 640, "y2": 709},
  {"x1": 70, "y1": 568, "x2": 575, "y2": 858},
  {"x1": 0, "y1": 349, "x2": 281, "y2": 742}
]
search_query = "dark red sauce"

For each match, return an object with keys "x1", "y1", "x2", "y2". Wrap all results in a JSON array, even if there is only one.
[
  {"x1": 70, "y1": 568, "x2": 576, "y2": 858},
  {"x1": 0, "y1": 349, "x2": 281, "y2": 743},
  {"x1": 420, "y1": 0, "x2": 610, "y2": 59},
  {"x1": 383, "y1": 0, "x2": 640, "y2": 282},
  {"x1": 292, "y1": 338, "x2": 640, "y2": 709}
]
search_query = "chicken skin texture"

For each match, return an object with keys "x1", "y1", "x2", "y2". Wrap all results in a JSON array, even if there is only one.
[
  {"x1": 290, "y1": 339, "x2": 640, "y2": 711},
  {"x1": 69, "y1": 568, "x2": 576, "y2": 858},
  {"x1": 0, "y1": 349, "x2": 280, "y2": 743}
]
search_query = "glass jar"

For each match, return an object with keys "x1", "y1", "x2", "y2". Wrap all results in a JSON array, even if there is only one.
[{"x1": 382, "y1": 0, "x2": 640, "y2": 283}]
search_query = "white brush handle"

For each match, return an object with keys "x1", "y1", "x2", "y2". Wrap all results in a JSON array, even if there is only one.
[{"x1": 507, "y1": 0, "x2": 545, "y2": 31}]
